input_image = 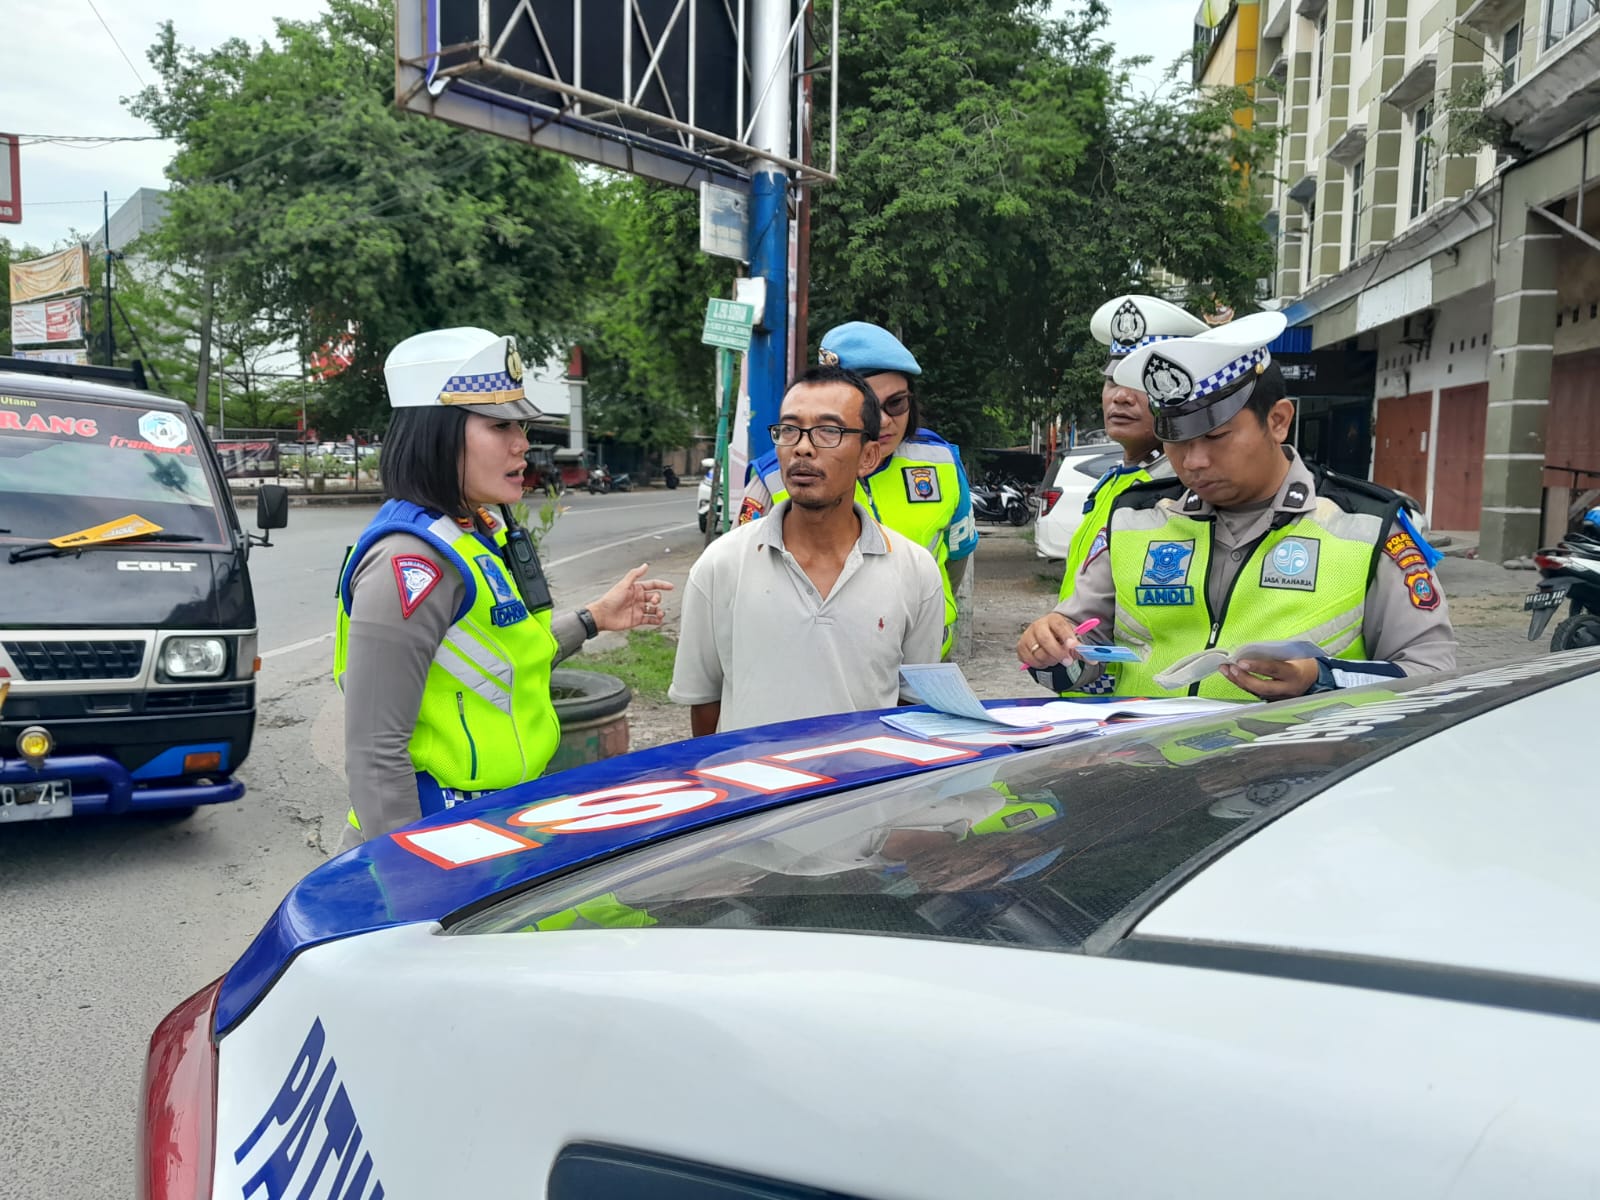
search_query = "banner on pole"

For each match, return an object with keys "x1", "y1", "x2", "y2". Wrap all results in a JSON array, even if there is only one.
[
  {"x1": 214, "y1": 440, "x2": 282, "y2": 478},
  {"x1": 13, "y1": 346, "x2": 89, "y2": 365},
  {"x1": 9, "y1": 245, "x2": 90, "y2": 303},
  {"x1": 11, "y1": 295, "x2": 88, "y2": 345}
]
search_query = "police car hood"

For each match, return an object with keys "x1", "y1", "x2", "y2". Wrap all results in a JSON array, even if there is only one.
[{"x1": 216, "y1": 651, "x2": 1600, "y2": 1033}]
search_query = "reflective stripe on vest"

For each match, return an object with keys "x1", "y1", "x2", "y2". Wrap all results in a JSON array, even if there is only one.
[{"x1": 1106, "y1": 498, "x2": 1382, "y2": 700}]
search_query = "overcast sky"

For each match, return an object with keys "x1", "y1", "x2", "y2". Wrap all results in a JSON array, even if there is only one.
[{"x1": 4, "y1": 1, "x2": 1196, "y2": 251}]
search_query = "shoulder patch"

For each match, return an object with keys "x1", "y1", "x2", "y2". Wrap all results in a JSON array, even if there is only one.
[
  {"x1": 738, "y1": 496, "x2": 764, "y2": 525},
  {"x1": 392, "y1": 554, "x2": 443, "y2": 619},
  {"x1": 1084, "y1": 525, "x2": 1110, "y2": 566},
  {"x1": 1405, "y1": 566, "x2": 1441, "y2": 611},
  {"x1": 1382, "y1": 530, "x2": 1427, "y2": 574}
]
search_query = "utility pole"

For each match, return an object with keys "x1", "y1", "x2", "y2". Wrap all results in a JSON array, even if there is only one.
[
  {"x1": 102, "y1": 192, "x2": 115, "y2": 366},
  {"x1": 744, "y1": 0, "x2": 794, "y2": 463},
  {"x1": 194, "y1": 266, "x2": 215, "y2": 429}
]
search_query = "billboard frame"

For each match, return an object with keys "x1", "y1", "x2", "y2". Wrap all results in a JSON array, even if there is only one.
[{"x1": 395, "y1": 0, "x2": 837, "y2": 191}]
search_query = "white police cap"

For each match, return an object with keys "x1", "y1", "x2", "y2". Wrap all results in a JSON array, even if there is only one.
[
  {"x1": 1111, "y1": 311, "x2": 1289, "y2": 442},
  {"x1": 383, "y1": 327, "x2": 544, "y2": 420},
  {"x1": 1089, "y1": 294, "x2": 1209, "y2": 376}
]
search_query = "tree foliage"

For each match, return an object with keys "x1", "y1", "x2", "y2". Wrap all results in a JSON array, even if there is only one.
[
  {"x1": 809, "y1": 0, "x2": 1276, "y2": 454},
  {"x1": 582, "y1": 178, "x2": 734, "y2": 453},
  {"x1": 127, "y1": 0, "x2": 609, "y2": 431}
]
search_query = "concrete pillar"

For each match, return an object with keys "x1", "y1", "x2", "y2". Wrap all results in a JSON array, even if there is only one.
[{"x1": 1481, "y1": 211, "x2": 1559, "y2": 561}]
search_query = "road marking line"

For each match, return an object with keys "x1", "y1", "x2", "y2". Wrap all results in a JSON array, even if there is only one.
[
  {"x1": 262, "y1": 632, "x2": 334, "y2": 660},
  {"x1": 545, "y1": 522, "x2": 699, "y2": 568},
  {"x1": 553, "y1": 498, "x2": 693, "y2": 516},
  {"x1": 261, "y1": 521, "x2": 698, "y2": 657}
]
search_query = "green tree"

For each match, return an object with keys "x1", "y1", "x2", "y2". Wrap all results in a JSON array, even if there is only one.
[
  {"x1": 127, "y1": 0, "x2": 609, "y2": 431},
  {"x1": 582, "y1": 178, "x2": 734, "y2": 454},
  {"x1": 809, "y1": 0, "x2": 1275, "y2": 455},
  {"x1": 1, "y1": 237, "x2": 53, "y2": 356}
]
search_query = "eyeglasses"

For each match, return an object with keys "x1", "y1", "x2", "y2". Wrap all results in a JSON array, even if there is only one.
[
  {"x1": 769, "y1": 423, "x2": 868, "y2": 449},
  {"x1": 880, "y1": 394, "x2": 912, "y2": 417}
]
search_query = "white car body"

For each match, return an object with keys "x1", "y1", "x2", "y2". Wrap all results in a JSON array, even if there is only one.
[
  {"x1": 1033, "y1": 441, "x2": 1121, "y2": 560},
  {"x1": 144, "y1": 650, "x2": 1600, "y2": 1200}
]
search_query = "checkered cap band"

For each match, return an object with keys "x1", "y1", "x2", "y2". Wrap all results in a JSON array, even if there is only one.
[
  {"x1": 442, "y1": 370, "x2": 520, "y2": 395},
  {"x1": 1109, "y1": 333, "x2": 1181, "y2": 358},
  {"x1": 1189, "y1": 348, "x2": 1268, "y2": 401}
]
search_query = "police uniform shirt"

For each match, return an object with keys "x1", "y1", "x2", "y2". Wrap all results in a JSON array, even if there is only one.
[
  {"x1": 340, "y1": 527, "x2": 589, "y2": 849},
  {"x1": 1057, "y1": 448, "x2": 1457, "y2": 685},
  {"x1": 669, "y1": 501, "x2": 945, "y2": 730}
]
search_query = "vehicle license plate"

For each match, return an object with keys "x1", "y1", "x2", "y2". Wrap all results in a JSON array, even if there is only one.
[
  {"x1": 0, "y1": 779, "x2": 73, "y2": 822},
  {"x1": 1523, "y1": 588, "x2": 1569, "y2": 611}
]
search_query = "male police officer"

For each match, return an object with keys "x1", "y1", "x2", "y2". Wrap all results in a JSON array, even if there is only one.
[
  {"x1": 1059, "y1": 294, "x2": 1210, "y2": 607},
  {"x1": 741, "y1": 323, "x2": 977, "y2": 657},
  {"x1": 1018, "y1": 312, "x2": 1456, "y2": 701}
]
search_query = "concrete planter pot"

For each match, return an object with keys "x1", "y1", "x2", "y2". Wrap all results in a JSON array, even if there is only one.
[
  {"x1": 546, "y1": 668, "x2": 632, "y2": 773},
  {"x1": 309, "y1": 474, "x2": 327, "y2": 494}
]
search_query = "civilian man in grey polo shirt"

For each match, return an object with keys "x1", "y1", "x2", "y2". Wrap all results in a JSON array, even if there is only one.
[{"x1": 670, "y1": 366, "x2": 944, "y2": 735}]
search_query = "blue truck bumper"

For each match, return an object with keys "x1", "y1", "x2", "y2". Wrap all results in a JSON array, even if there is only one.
[{"x1": 0, "y1": 752, "x2": 244, "y2": 816}]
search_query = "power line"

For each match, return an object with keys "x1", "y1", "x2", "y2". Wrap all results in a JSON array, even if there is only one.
[
  {"x1": 23, "y1": 197, "x2": 133, "y2": 207},
  {"x1": 83, "y1": 0, "x2": 147, "y2": 88},
  {"x1": 19, "y1": 134, "x2": 171, "y2": 147}
]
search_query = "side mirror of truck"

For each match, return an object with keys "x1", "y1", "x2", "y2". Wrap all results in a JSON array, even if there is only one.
[{"x1": 251, "y1": 484, "x2": 290, "y2": 547}]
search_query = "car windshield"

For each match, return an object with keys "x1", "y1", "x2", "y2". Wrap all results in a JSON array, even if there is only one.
[
  {"x1": 0, "y1": 392, "x2": 227, "y2": 547},
  {"x1": 451, "y1": 712, "x2": 1363, "y2": 948}
]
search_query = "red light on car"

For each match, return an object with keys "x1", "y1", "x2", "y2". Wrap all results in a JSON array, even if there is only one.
[
  {"x1": 1040, "y1": 488, "x2": 1063, "y2": 517},
  {"x1": 138, "y1": 977, "x2": 222, "y2": 1200}
]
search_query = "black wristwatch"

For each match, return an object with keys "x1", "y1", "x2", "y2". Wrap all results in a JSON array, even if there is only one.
[{"x1": 576, "y1": 608, "x2": 599, "y2": 639}]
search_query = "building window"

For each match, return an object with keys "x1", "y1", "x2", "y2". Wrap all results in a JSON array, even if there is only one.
[
  {"x1": 1410, "y1": 102, "x2": 1434, "y2": 220},
  {"x1": 1316, "y1": 13, "x2": 1327, "y2": 98},
  {"x1": 1349, "y1": 159, "x2": 1365, "y2": 262},
  {"x1": 1501, "y1": 22, "x2": 1523, "y2": 86},
  {"x1": 1362, "y1": 0, "x2": 1375, "y2": 41},
  {"x1": 1544, "y1": 0, "x2": 1599, "y2": 51}
]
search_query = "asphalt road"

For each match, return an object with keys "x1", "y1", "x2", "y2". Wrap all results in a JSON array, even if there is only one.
[{"x1": 0, "y1": 487, "x2": 703, "y2": 1200}]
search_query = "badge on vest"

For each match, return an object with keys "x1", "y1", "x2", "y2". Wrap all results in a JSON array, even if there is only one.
[
  {"x1": 903, "y1": 465, "x2": 941, "y2": 503},
  {"x1": 1136, "y1": 540, "x2": 1195, "y2": 605},
  {"x1": 1260, "y1": 537, "x2": 1320, "y2": 591},
  {"x1": 476, "y1": 555, "x2": 529, "y2": 626}
]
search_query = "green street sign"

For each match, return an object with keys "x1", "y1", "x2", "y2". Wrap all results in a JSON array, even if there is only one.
[{"x1": 701, "y1": 298, "x2": 755, "y2": 351}]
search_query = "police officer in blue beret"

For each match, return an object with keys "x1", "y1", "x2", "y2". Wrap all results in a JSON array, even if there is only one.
[{"x1": 740, "y1": 322, "x2": 978, "y2": 658}]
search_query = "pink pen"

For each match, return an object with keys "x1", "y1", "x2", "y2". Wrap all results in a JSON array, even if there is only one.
[{"x1": 1019, "y1": 617, "x2": 1102, "y2": 672}]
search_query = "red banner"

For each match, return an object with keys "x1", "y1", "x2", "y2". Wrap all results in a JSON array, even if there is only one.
[{"x1": 11, "y1": 296, "x2": 87, "y2": 345}]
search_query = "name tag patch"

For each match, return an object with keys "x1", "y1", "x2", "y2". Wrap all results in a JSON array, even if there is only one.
[
  {"x1": 1261, "y1": 537, "x2": 1320, "y2": 591},
  {"x1": 903, "y1": 465, "x2": 942, "y2": 503},
  {"x1": 1137, "y1": 539, "x2": 1195, "y2": 605}
]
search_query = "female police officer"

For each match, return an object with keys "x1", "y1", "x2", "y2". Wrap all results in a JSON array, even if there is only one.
[
  {"x1": 335, "y1": 327, "x2": 671, "y2": 847},
  {"x1": 740, "y1": 322, "x2": 978, "y2": 657}
]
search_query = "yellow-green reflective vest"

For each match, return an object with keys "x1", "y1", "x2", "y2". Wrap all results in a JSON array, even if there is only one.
[
  {"x1": 758, "y1": 441, "x2": 968, "y2": 655},
  {"x1": 334, "y1": 500, "x2": 562, "y2": 799},
  {"x1": 1106, "y1": 484, "x2": 1391, "y2": 701},
  {"x1": 1059, "y1": 463, "x2": 1159, "y2": 604}
]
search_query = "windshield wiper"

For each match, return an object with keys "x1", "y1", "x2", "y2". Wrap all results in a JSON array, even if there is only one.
[{"x1": 7, "y1": 531, "x2": 206, "y2": 564}]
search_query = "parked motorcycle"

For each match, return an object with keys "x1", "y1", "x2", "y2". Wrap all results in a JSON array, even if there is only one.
[
  {"x1": 587, "y1": 467, "x2": 634, "y2": 494},
  {"x1": 1524, "y1": 507, "x2": 1600, "y2": 651},
  {"x1": 662, "y1": 465, "x2": 680, "y2": 490},
  {"x1": 972, "y1": 478, "x2": 1031, "y2": 527}
]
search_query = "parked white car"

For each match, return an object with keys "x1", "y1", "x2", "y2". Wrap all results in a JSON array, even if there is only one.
[
  {"x1": 1033, "y1": 440, "x2": 1121, "y2": 559},
  {"x1": 141, "y1": 649, "x2": 1600, "y2": 1200}
]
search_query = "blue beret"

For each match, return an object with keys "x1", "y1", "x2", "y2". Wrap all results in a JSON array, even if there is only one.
[{"x1": 817, "y1": 321, "x2": 921, "y2": 377}]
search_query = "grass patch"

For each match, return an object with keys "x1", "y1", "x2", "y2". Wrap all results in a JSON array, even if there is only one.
[{"x1": 563, "y1": 629, "x2": 677, "y2": 701}]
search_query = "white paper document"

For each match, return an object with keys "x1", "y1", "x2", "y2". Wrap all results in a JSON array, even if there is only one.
[
  {"x1": 1152, "y1": 639, "x2": 1326, "y2": 690},
  {"x1": 898, "y1": 663, "x2": 1009, "y2": 723}
]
